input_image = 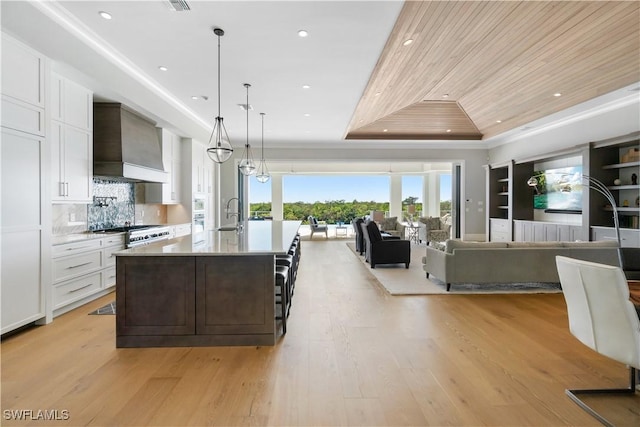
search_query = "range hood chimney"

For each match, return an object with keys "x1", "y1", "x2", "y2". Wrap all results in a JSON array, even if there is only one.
[{"x1": 93, "y1": 103, "x2": 168, "y2": 183}]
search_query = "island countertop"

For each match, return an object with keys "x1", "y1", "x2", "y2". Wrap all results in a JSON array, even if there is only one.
[{"x1": 115, "y1": 220, "x2": 301, "y2": 256}]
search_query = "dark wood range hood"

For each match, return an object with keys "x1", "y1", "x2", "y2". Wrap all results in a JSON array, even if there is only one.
[{"x1": 93, "y1": 103, "x2": 168, "y2": 183}]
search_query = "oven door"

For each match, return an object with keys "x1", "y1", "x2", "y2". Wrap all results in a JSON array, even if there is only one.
[{"x1": 193, "y1": 213, "x2": 205, "y2": 233}]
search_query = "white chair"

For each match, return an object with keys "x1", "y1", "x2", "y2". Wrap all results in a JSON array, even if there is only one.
[{"x1": 555, "y1": 256, "x2": 640, "y2": 427}]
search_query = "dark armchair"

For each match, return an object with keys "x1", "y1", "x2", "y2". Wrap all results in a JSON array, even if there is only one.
[
  {"x1": 361, "y1": 221, "x2": 410, "y2": 269},
  {"x1": 308, "y1": 215, "x2": 328, "y2": 238},
  {"x1": 352, "y1": 218, "x2": 365, "y2": 255}
]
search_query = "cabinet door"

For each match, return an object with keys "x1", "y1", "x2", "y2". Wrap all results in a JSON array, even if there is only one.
[
  {"x1": 64, "y1": 127, "x2": 92, "y2": 202},
  {"x1": 50, "y1": 121, "x2": 65, "y2": 200},
  {"x1": 116, "y1": 257, "x2": 196, "y2": 336},
  {"x1": 196, "y1": 256, "x2": 274, "y2": 335},
  {"x1": 1, "y1": 128, "x2": 45, "y2": 333},
  {"x1": 1, "y1": 34, "x2": 44, "y2": 108},
  {"x1": 50, "y1": 74, "x2": 64, "y2": 122},
  {"x1": 64, "y1": 79, "x2": 92, "y2": 131},
  {"x1": 192, "y1": 142, "x2": 205, "y2": 193},
  {"x1": 544, "y1": 224, "x2": 558, "y2": 242}
]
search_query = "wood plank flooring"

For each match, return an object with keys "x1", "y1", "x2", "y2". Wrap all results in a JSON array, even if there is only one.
[{"x1": 2, "y1": 239, "x2": 638, "y2": 426}]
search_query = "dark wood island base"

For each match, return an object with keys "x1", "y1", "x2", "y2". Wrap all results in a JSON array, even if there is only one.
[{"x1": 114, "y1": 221, "x2": 301, "y2": 347}]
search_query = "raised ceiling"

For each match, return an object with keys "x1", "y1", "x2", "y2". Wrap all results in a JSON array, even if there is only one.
[
  {"x1": 1, "y1": 1, "x2": 638, "y2": 149},
  {"x1": 346, "y1": 0, "x2": 640, "y2": 141}
]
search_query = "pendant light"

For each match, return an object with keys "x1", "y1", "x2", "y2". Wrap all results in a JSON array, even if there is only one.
[
  {"x1": 206, "y1": 27, "x2": 233, "y2": 163},
  {"x1": 238, "y1": 83, "x2": 256, "y2": 175},
  {"x1": 256, "y1": 113, "x2": 271, "y2": 183}
]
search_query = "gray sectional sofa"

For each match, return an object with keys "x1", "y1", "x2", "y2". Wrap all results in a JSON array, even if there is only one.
[{"x1": 422, "y1": 240, "x2": 620, "y2": 291}]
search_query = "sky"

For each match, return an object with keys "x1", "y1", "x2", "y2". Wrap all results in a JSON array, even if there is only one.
[{"x1": 249, "y1": 174, "x2": 452, "y2": 203}]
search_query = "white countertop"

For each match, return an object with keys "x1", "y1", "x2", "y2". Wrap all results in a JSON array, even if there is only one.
[{"x1": 115, "y1": 220, "x2": 302, "y2": 256}]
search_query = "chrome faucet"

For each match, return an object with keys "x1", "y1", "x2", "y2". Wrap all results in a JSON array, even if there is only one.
[{"x1": 225, "y1": 197, "x2": 240, "y2": 222}]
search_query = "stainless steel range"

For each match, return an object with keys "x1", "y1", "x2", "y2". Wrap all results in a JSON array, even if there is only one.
[{"x1": 92, "y1": 225, "x2": 171, "y2": 248}]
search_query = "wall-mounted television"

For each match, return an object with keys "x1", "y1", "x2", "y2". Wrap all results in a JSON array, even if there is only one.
[{"x1": 532, "y1": 166, "x2": 583, "y2": 214}]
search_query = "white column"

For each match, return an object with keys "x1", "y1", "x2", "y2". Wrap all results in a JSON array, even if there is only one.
[
  {"x1": 390, "y1": 175, "x2": 402, "y2": 218},
  {"x1": 425, "y1": 172, "x2": 441, "y2": 217},
  {"x1": 271, "y1": 174, "x2": 284, "y2": 220}
]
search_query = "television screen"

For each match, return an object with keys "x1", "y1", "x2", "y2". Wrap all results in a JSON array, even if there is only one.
[{"x1": 532, "y1": 166, "x2": 583, "y2": 213}]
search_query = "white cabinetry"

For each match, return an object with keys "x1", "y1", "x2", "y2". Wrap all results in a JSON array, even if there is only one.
[
  {"x1": 489, "y1": 218, "x2": 511, "y2": 242},
  {"x1": 51, "y1": 234, "x2": 124, "y2": 316},
  {"x1": 1, "y1": 34, "x2": 48, "y2": 334},
  {"x1": 146, "y1": 128, "x2": 182, "y2": 204},
  {"x1": 50, "y1": 73, "x2": 93, "y2": 203},
  {"x1": 514, "y1": 220, "x2": 585, "y2": 242},
  {"x1": 592, "y1": 226, "x2": 640, "y2": 247}
]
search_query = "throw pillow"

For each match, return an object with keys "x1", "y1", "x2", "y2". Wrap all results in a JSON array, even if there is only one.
[
  {"x1": 380, "y1": 217, "x2": 397, "y2": 230},
  {"x1": 426, "y1": 216, "x2": 441, "y2": 230}
]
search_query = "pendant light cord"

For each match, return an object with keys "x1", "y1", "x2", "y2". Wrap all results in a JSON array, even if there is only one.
[{"x1": 217, "y1": 32, "x2": 221, "y2": 118}]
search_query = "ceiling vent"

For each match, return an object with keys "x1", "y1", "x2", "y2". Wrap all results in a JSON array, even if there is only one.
[{"x1": 166, "y1": 0, "x2": 190, "y2": 12}]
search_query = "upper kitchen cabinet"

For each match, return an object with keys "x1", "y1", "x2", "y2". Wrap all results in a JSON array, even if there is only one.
[
  {"x1": 50, "y1": 73, "x2": 92, "y2": 131},
  {"x1": 1, "y1": 33, "x2": 45, "y2": 136},
  {"x1": 50, "y1": 73, "x2": 93, "y2": 203},
  {"x1": 145, "y1": 128, "x2": 182, "y2": 204}
]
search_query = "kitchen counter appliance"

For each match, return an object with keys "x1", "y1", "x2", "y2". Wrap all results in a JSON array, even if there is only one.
[{"x1": 92, "y1": 225, "x2": 171, "y2": 248}]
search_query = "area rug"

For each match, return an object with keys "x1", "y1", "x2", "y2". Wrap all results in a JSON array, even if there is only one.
[
  {"x1": 346, "y1": 242, "x2": 562, "y2": 295},
  {"x1": 89, "y1": 301, "x2": 116, "y2": 315}
]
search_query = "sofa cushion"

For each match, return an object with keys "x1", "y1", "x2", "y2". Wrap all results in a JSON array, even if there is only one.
[
  {"x1": 444, "y1": 240, "x2": 508, "y2": 253},
  {"x1": 506, "y1": 242, "x2": 563, "y2": 248},
  {"x1": 561, "y1": 240, "x2": 618, "y2": 248},
  {"x1": 380, "y1": 217, "x2": 398, "y2": 231}
]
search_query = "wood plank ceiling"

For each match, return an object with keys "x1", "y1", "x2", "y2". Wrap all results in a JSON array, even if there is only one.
[{"x1": 345, "y1": 1, "x2": 640, "y2": 141}]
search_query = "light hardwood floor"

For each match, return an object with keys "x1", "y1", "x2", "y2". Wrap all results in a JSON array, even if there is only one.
[{"x1": 2, "y1": 239, "x2": 638, "y2": 426}]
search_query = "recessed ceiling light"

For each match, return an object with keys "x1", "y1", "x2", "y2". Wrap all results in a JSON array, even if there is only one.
[
  {"x1": 304, "y1": 113, "x2": 310, "y2": 117},
  {"x1": 403, "y1": 39, "x2": 413, "y2": 46},
  {"x1": 374, "y1": 92, "x2": 381, "y2": 97},
  {"x1": 554, "y1": 92, "x2": 562, "y2": 97},
  {"x1": 442, "y1": 94, "x2": 449, "y2": 98},
  {"x1": 383, "y1": 129, "x2": 388, "y2": 132},
  {"x1": 496, "y1": 120, "x2": 502, "y2": 123},
  {"x1": 191, "y1": 96, "x2": 199, "y2": 100},
  {"x1": 298, "y1": 30, "x2": 308, "y2": 37},
  {"x1": 158, "y1": 66, "x2": 168, "y2": 71},
  {"x1": 98, "y1": 11, "x2": 112, "y2": 20},
  {"x1": 302, "y1": 85, "x2": 311, "y2": 89},
  {"x1": 446, "y1": 129, "x2": 452, "y2": 133},
  {"x1": 238, "y1": 104, "x2": 253, "y2": 111}
]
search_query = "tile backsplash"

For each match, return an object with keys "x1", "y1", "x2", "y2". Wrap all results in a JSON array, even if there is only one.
[
  {"x1": 87, "y1": 179, "x2": 135, "y2": 230},
  {"x1": 52, "y1": 179, "x2": 168, "y2": 235}
]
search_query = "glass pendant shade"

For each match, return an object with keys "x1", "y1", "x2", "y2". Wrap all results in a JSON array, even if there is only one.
[
  {"x1": 255, "y1": 112, "x2": 270, "y2": 183},
  {"x1": 239, "y1": 145, "x2": 256, "y2": 175},
  {"x1": 207, "y1": 27, "x2": 233, "y2": 164},
  {"x1": 207, "y1": 116, "x2": 233, "y2": 163},
  {"x1": 239, "y1": 83, "x2": 256, "y2": 176},
  {"x1": 256, "y1": 161, "x2": 270, "y2": 183}
]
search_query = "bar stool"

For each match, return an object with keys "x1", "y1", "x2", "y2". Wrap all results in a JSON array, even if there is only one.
[
  {"x1": 275, "y1": 265, "x2": 289, "y2": 334},
  {"x1": 276, "y1": 254, "x2": 295, "y2": 309}
]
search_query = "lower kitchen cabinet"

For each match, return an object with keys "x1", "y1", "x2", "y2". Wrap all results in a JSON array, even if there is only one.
[{"x1": 51, "y1": 234, "x2": 124, "y2": 316}]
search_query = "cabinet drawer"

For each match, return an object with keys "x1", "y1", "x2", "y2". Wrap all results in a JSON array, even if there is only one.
[
  {"x1": 103, "y1": 266, "x2": 116, "y2": 289},
  {"x1": 53, "y1": 250, "x2": 101, "y2": 282},
  {"x1": 101, "y1": 234, "x2": 125, "y2": 247},
  {"x1": 103, "y1": 245, "x2": 122, "y2": 267},
  {"x1": 53, "y1": 238, "x2": 102, "y2": 257},
  {"x1": 490, "y1": 219, "x2": 510, "y2": 232},
  {"x1": 53, "y1": 272, "x2": 102, "y2": 309}
]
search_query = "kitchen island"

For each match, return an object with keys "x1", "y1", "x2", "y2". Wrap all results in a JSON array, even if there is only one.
[{"x1": 114, "y1": 220, "x2": 301, "y2": 348}]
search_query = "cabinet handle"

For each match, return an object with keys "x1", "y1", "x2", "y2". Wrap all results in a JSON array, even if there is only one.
[
  {"x1": 59, "y1": 182, "x2": 65, "y2": 197},
  {"x1": 65, "y1": 182, "x2": 69, "y2": 196},
  {"x1": 66, "y1": 261, "x2": 93, "y2": 269},
  {"x1": 66, "y1": 245, "x2": 92, "y2": 251},
  {"x1": 68, "y1": 283, "x2": 93, "y2": 293}
]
